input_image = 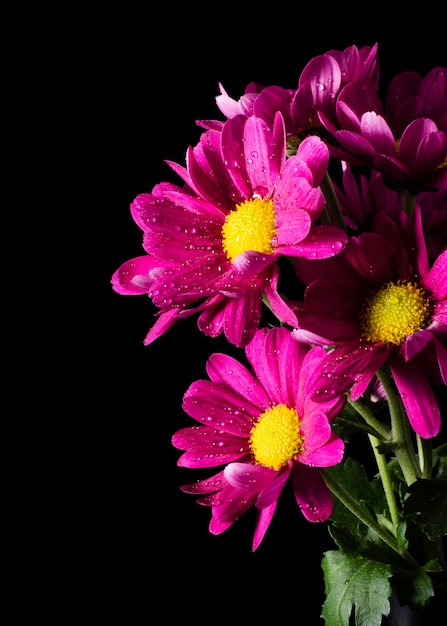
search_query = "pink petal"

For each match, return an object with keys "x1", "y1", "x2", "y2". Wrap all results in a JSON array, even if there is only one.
[
  {"x1": 275, "y1": 208, "x2": 312, "y2": 245},
  {"x1": 111, "y1": 255, "x2": 159, "y2": 295},
  {"x1": 223, "y1": 293, "x2": 262, "y2": 348},
  {"x1": 281, "y1": 224, "x2": 348, "y2": 259},
  {"x1": 252, "y1": 502, "x2": 277, "y2": 551},
  {"x1": 243, "y1": 114, "x2": 285, "y2": 195},
  {"x1": 423, "y1": 250, "x2": 447, "y2": 299},
  {"x1": 300, "y1": 410, "x2": 331, "y2": 451},
  {"x1": 264, "y1": 271, "x2": 299, "y2": 328},
  {"x1": 224, "y1": 462, "x2": 274, "y2": 491},
  {"x1": 246, "y1": 326, "x2": 304, "y2": 405},
  {"x1": 182, "y1": 380, "x2": 258, "y2": 434},
  {"x1": 390, "y1": 355, "x2": 441, "y2": 438},
  {"x1": 206, "y1": 352, "x2": 270, "y2": 407},
  {"x1": 302, "y1": 433, "x2": 345, "y2": 467},
  {"x1": 256, "y1": 467, "x2": 291, "y2": 508},
  {"x1": 143, "y1": 308, "x2": 179, "y2": 345},
  {"x1": 291, "y1": 464, "x2": 333, "y2": 522}
]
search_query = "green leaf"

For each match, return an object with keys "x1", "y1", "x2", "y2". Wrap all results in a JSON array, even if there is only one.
[
  {"x1": 392, "y1": 559, "x2": 440, "y2": 610},
  {"x1": 327, "y1": 458, "x2": 387, "y2": 534},
  {"x1": 403, "y1": 478, "x2": 447, "y2": 540},
  {"x1": 433, "y1": 443, "x2": 447, "y2": 479},
  {"x1": 321, "y1": 550, "x2": 392, "y2": 626}
]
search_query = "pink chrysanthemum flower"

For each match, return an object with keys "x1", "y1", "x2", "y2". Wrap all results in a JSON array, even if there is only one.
[
  {"x1": 199, "y1": 44, "x2": 379, "y2": 153},
  {"x1": 293, "y1": 207, "x2": 447, "y2": 438},
  {"x1": 112, "y1": 113, "x2": 347, "y2": 347},
  {"x1": 320, "y1": 67, "x2": 447, "y2": 193},
  {"x1": 172, "y1": 326, "x2": 346, "y2": 551},
  {"x1": 333, "y1": 163, "x2": 447, "y2": 260},
  {"x1": 289, "y1": 43, "x2": 379, "y2": 139}
]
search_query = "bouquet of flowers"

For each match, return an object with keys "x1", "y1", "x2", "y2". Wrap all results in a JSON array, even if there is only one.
[{"x1": 111, "y1": 43, "x2": 446, "y2": 624}]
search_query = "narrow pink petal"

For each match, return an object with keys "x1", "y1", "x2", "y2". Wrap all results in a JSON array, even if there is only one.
[
  {"x1": 300, "y1": 410, "x2": 331, "y2": 450},
  {"x1": 434, "y1": 335, "x2": 447, "y2": 384},
  {"x1": 221, "y1": 115, "x2": 252, "y2": 198},
  {"x1": 210, "y1": 484, "x2": 258, "y2": 531},
  {"x1": 423, "y1": 250, "x2": 447, "y2": 298},
  {"x1": 280, "y1": 224, "x2": 348, "y2": 259},
  {"x1": 179, "y1": 470, "x2": 226, "y2": 495},
  {"x1": 360, "y1": 111, "x2": 397, "y2": 156},
  {"x1": 275, "y1": 174, "x2": 325, "y2": 221},
  {"x1": 182, "y1": 380, "x2": 258, "y2": 434},
  {"x1": 309, "y1": 343, "x2": 390, "y2": 400},
  {"x1": 143, "y1": 308, "x2": 179, "y2": 345},
  {"x1": 252, "y1": 502, "x2": 277, "y2": 551},
  {"x1": 223, "y1": 294, "x2": 262, "y2": 348},
  {"x1": 111, "y1": 256, "x2": 160, "y2": 295},
  {"x1": 299, "y1": 347, "x2": 347, "y2": 418},
  {"x1": 275, "y1": 208, "x2": 312, "y2": 245},
  {"x1": 175, "y1": 438, "x2": 249, "y2": 468},
  {"x1": 187, "y1": 134, "x2": 238, "y2": 208},
  {"x1": 389, "y1": 356, "x2": 441, "y2": 438},
  {"x1": 264, "y1": 278, "x2": 299, "y2": 328},
  {"x1": 246, "y1": 326, "x2": 304, "y2": 406},
  {"x1": 255, "y1": 467, "x2": 291, "y2": 508},
  {"x1": 296, "y1": 135, "x2": 330, "y2": 185},
  {"x1": 403, "y1": 328, "x2": 433, "y2": 360},
  {"x1": 243, "y1": 114, "x2": 285, "y2": 194},
  {"x1": 291, "y1": 465, "x2": 333, "y2": 522},
  {"x1": 301, "y1": 433, "x2": 345, "y2": 467},
  {"x1": 345, "y1": 232, "x2": 393, "y2": 282},
  {"x1": 304, "y1": 279, "x2": 358, "y2": 321},
  {"x1": 292, "y1": 327, "x2": 332, "y2": 347},
  {"x1": 206, "y1": 352, "x2": 270, "y2": 408},
  {"x1": 232, "y1": 250, "x2": 274, "y2": 275},
  {"x1": 224, "y1": 462, "x2": 274, "y2": 491}
]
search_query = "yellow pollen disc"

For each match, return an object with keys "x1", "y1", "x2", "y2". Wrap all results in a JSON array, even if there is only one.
[
  {"x1": 436, "y1": 153, "x2": 447, "y2": 171},
  {"x1": 221, "y1": 198, "x2": 276, "y2": 263},
  {"x1": 249, "y1": 404, "x2": 303, "y2": 470},
  {"x1": 286, "y1": 135, "x2": 301, "y2": 158},
  {"x1": 358, "y1": 280, "x2": 432, "y2": 345}
]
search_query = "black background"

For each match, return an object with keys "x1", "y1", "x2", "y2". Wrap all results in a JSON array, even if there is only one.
[{"x1": 63, "y1": 7, "x2": 447, "y2": 624}]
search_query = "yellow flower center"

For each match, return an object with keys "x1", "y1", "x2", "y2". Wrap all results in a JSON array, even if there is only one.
[
  {"x1": 286, "y1": 135, "x2": 301, "y2": 158},
  {"x1": 358, "y1": 280, "x2": 432, "y2": 345},
  {"x1": 249, "y1": 404, "x2": 303, "y2": 470},
  {"x1": 221, "y1": 198, "x2": 276, "y2": 263},
  {"x1": 436, "y1": 153, "x2": 447, "y2": 171}
]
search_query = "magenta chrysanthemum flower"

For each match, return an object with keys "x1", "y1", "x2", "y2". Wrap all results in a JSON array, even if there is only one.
[
  {"x1": 172, "y1": 326, "x2": 345, "y2": 551},
  {"x1": 333, "y1": 163, "x2": 447, "y2": 260},
  {"x1": 289, "y1": 43, "x2": 379, "y2": 137},
  {"x1": 320, "y1": 67, "x2": 447, "y2": 193},
  {"x1": 293, "y1": 207, "x2": 447, "y2": 438},
  {"x1": 112, "y1": 112, "x2": 347, "y2": 347},
  {"x1": 200, "y1": 44, "x2": 379, "y2": 151}
]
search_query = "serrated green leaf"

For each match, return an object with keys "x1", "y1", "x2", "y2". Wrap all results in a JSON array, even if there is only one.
[
  {"x1": 395, "y1": 521, "x2": 408, "y2": 550},
  {"x1": 321, "y1": 550, "x2": 392, "y2": 626},
  {"x1": 327, "y1": 458, "x2": 388, "y2": 532},
  {"x1": 328, "y1": 523, "x2": 402, "y2": 568},
  {"x1": 433, "y1": 443, "x2": 447, "y2": 479},
  {"x1": 403, "y1": 478, "x2": 447, "y2": 539},
  {"x1": 332, "y1": 406, "x2": 366, "y2": 440},
  {"x1": 392, "y1": 559, "x2": 440, "y2": 609}
]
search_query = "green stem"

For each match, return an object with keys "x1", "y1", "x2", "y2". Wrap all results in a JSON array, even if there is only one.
[
  {"x1": 320, "y1": 172, "x2": 347, "y2": 231},
  {"x1": 368, "y1": 433, "x2": 400, "y2": 527},
  {"x1": 348, "y1": 398, "x2": 391, "y2": 440},
  {"x1": 321, "y1": 468, "x2": 419, "y2": 567},
  {"x1": 376, "y1": 367, "x2": 420, "y2": 485},
  {"x1": 401, "y1": 190, "x2": 417, "y2": 218},
  {"x1": 416, "y1": 435, "x2": 433, "y2": 479}
]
